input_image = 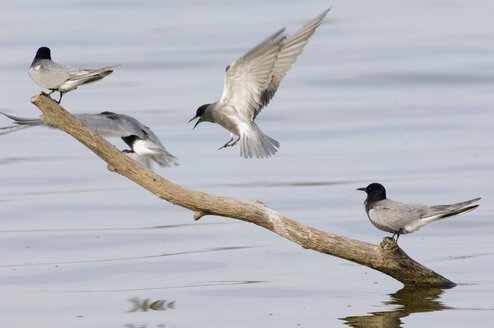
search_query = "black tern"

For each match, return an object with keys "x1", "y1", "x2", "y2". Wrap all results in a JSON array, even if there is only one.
[
  {"x1": 29, "y1": 47, "x2": 118, "y2": 103},
  {"x1": 189, "y1": 9, "x2": 329, "y2": 159},
  {"x1": 357, "y1": 183, "x2": 480, "y2": 241},
  {"x1": 0, "y1": 111, "x2": 178, "y2": 169}
]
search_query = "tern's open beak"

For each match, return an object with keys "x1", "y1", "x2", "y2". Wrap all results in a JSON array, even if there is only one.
[
  {"x1": 188, "y1": 115, "x2": 201, "y2": 129},
  {"x1": 357, "y1": 187, "x2": 367, "y2": 192}
]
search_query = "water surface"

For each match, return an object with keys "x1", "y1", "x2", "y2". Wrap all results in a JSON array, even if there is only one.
[{"x1": 0, "y1": 0, "x2": 493, "y2": 327}]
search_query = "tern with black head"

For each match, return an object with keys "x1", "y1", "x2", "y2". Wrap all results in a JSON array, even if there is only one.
[
  {"x1": 189, "y1": 9, "x2": 329, "y2": 158},
  {"x1": 28, "y1": 47, "x2": 119, "y2": 103},
  {"x1": 0, "y1": 111, "x2": 177, "y2": 169},
  {"x1": 357, "y1": 183, "x2": 480, "y2": 241}
]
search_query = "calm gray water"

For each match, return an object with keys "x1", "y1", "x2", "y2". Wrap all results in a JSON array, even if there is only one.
[{"x1": 1, "y1": 0, "x2": 493, "y2": 327}]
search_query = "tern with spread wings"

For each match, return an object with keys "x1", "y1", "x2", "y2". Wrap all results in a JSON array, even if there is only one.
[{"x1": 189, "y1": 9, "x2": 329, "y2": 158}]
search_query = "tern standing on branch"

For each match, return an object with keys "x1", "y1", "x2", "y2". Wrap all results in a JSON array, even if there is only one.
[
  {"x1": 28, "y1": 47, "x2": 118, "y2": 103},
  {"x1": 357, "y1": 183, "x2": 480, "y2": 242}
]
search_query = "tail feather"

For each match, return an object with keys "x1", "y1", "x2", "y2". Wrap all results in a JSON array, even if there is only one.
[
  {"x1": 429, "y1": 198, "x2": 481, "y2": 213},
  {"x1": 432, "y1": 204, "x2": 479, "y2": 221},
  {"x1": 424, "y1": 198, "x2": 481, "y2": 222},
  {"x1": 239, "y1": 124, "x2": 279, "y2": 159},
  {"x1": 72, "y1": 64, "x2": 119, "y2": 85}
]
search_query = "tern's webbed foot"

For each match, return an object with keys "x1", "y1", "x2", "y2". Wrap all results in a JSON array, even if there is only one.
[{"x1": 122, "y1": 149, "x2": 134, "y2": 154}]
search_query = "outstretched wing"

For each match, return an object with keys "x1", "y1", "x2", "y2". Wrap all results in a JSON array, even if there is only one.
[
  {"x1": 219, "y1": 9, "x2": 329, "y2": 123},
  {"x1": 218, "y1": 28, "x2": 286, "y2": 122},
  {"x1": 254, "y1": 8, "x2": 330, "y2": 120}
]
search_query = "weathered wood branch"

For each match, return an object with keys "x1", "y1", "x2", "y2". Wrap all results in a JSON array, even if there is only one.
[{"x1": 30, "y1": 93, "x2": 455, "y2": 288}]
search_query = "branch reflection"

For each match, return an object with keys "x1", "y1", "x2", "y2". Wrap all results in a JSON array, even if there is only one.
[{"x1": 341, "y1": 286, "x2": 451, "y2": 328}]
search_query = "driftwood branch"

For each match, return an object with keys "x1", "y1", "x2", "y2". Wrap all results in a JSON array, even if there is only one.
[{"x1": 30, "y1": 93, "x2": 455, "y2": 288}]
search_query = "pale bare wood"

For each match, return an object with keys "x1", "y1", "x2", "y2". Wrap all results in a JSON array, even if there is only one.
[{"x1": 30, "y1": 93, "x2": 455, "y2": 288}]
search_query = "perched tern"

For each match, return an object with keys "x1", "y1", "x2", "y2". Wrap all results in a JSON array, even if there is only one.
[
  {"x1": 357, "y1": 183, "x2": 480, "y2": 241},
  {"x1": 29, "y1": 47, "x2": 118, "y2": 103}
]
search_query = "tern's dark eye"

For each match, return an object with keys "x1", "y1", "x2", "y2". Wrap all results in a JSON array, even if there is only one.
[{"x1": 196, "y1": 104, "x2": 208, "y2": 117}]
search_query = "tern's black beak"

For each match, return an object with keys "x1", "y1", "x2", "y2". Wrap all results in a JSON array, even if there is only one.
[
  {"x1": 188, "y1": 115, "x2": 201, "y2": 129},
  {"x1": 357, "y1": 187, "x2": 367, "y2": 192}
]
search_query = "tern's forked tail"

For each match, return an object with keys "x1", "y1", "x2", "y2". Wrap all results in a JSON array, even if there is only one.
[
  {"x1": 76, "y1": 64, "x2": 119, "y2": 86},
  {"x1": 239, "y1": 123, "x2": 280, "y2": 159}
]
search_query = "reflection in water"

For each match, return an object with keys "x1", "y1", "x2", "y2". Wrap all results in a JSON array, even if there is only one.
[
  {"x1": 341, "y1": 286, "x2": 450, "y2": 328},
  {"x1": 127, "y1": 297, "x2": 176, "y2": 312},
  {"x1": 125, "y1": 297, "x2": 176, "y2": 328},
  {"x1": 124, "y1": 324, "x2": 168, "y2": 328}
]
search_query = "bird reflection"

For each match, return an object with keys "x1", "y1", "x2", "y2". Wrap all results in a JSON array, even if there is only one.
[
  {"x1": 127, "y1": 297, "x2": 175, "y2": 312},
  {"x1": 341, "y1": 286, "x2": 451, "y2": 328}
]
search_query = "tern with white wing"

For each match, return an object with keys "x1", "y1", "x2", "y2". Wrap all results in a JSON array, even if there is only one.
[{"x1": 189, "y1": 9, "x2": 329, "y2": 158}]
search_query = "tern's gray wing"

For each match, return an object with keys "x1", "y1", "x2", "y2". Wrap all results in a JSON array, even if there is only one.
[
  {"x1": 254, "y1": 8, "x2": 329, "y2": 120},
  {"x1": 29, "y1": 59, "x2": 73, "y2": 90},
  {"x1": 0, "y1": 111, "x2": 142, "y2": 138},
  {"x1": 1, "y1": 111, "x2": 160, "y2": 143},
  {"x1": 29, "y1": 59, "x2": 118, "y2": 92},
  {"x1": 0, "y1": 112, "x2": 46, "y2": 135},
  {"x1": 0, "y1": 110, "x2": 177, "y2": 168},
  {"x1": 369, "y1": 199, "x2": 427, "y2": 233},
  {"x1": 218, "y1": 28, "x2": 286, "y2": 122},
  {"x1": 65, "y1": 65, "x2": 118, "y2": 86},
  {"x1": 74, "y1": 112, "x2": 147, "y2": 139},
  {"x1": 0, "y1": 111, "x2": 148, "y2": 140},
  {"x1": 83, "y1": 112, "x2": 178, "y2": 167},
  {"x1": 99, "y1": 112, "x2": 169, "y2": 150},
  {"x1": 135, "y1": 119, "x2": 167, "y2": 149}
]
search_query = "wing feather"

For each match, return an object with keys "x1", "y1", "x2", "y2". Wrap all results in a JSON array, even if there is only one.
[
  {"x1": 219, "y1": 9, "x2": 329, "y2": 122},
  {"x1": 218, "y1": 29, "x2": 286, "y2": 121},
  {"x1": 370, "y1": 200, "x2": 425, "y2": 232},
  {"x1": 254, "y1": 8, "x2": 330, "y2": 119}
]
